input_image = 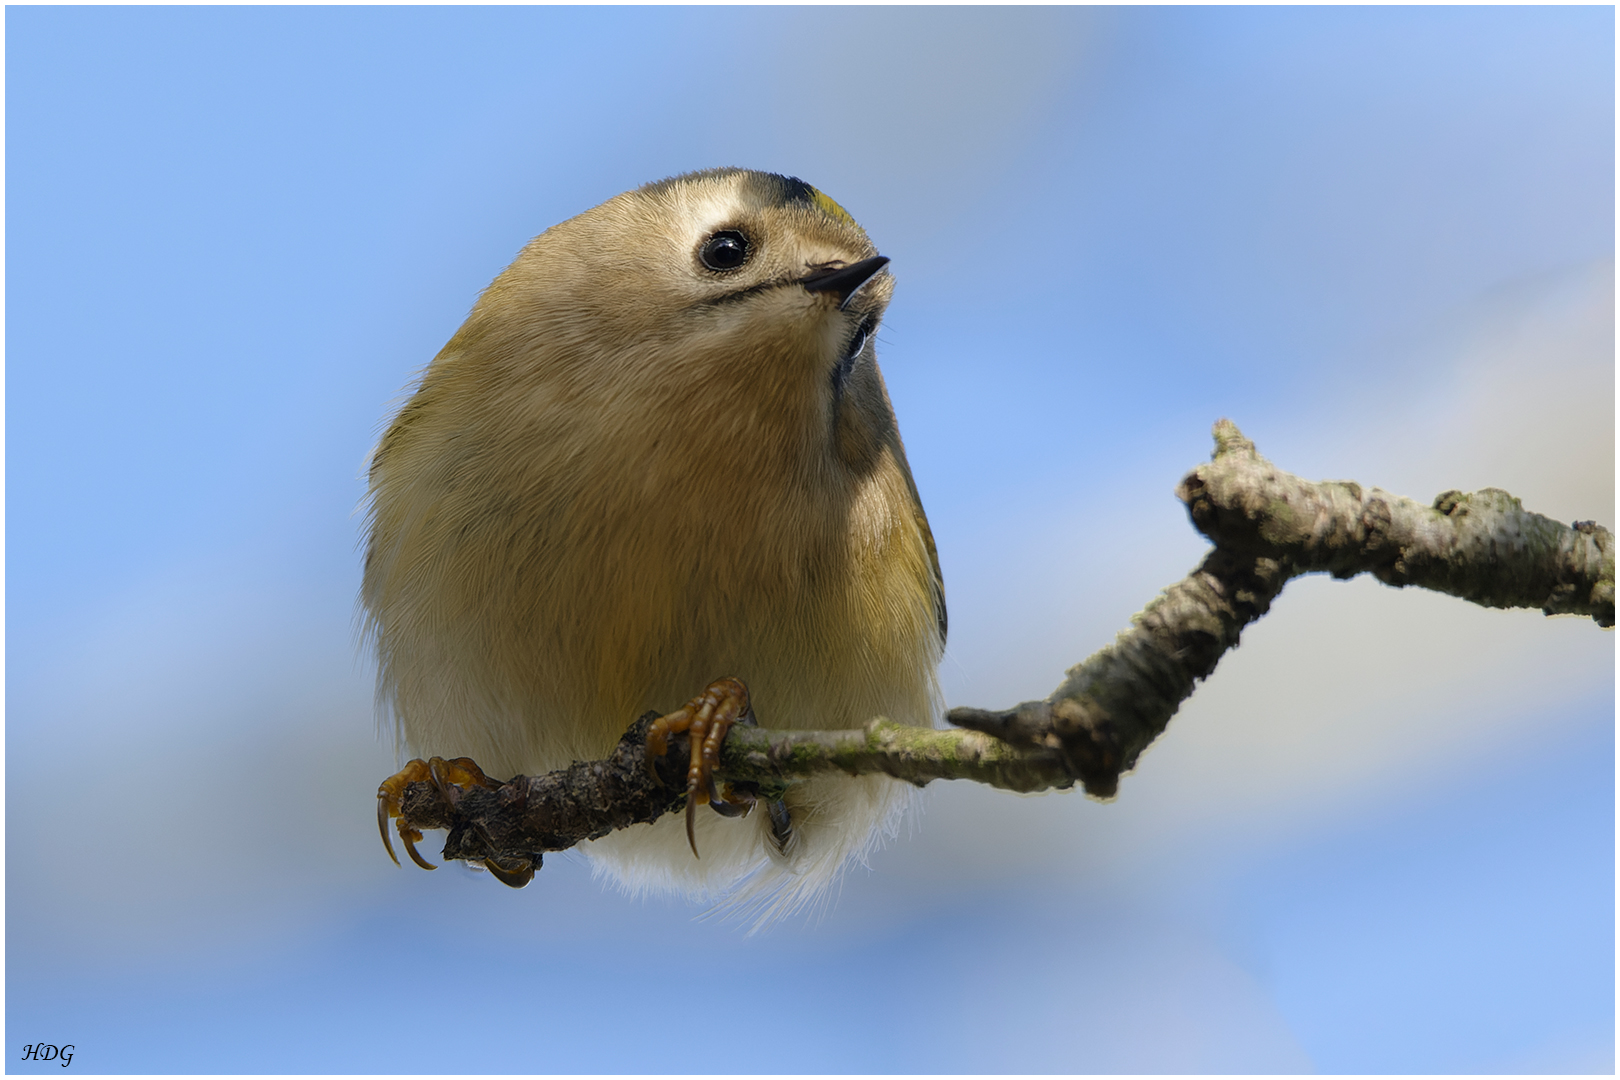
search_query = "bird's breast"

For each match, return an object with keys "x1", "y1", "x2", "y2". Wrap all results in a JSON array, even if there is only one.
[{"x1": 371, "y1": 327, "x2": 937, "y2": 777}]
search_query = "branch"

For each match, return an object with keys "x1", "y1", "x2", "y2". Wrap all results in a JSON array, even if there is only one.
[
  {"x1": 950, "y1": 419, "x2": 1612, "y2": 792},
  {"x1": 394, "y1": 420, "x2": 1613, "y2": 872},
  {"x1": 399, "y1": 713, "x2": 1076, "y2": 874}
]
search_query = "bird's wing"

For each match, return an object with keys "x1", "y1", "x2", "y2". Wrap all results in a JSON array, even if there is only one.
[
  {"x1": 893, "y1": 443, "x2": 947, "y2": 648},
  {"x1": 918, "y1": 497, "x2": 948, "y2": 647}
]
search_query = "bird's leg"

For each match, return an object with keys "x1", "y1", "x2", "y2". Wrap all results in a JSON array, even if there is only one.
[
  {"x1": 644, "y1": 676, "x2": 757, "y2": 857},
  {"x1": 376, "y1": 756, "x2": 503, "y2": 873}
]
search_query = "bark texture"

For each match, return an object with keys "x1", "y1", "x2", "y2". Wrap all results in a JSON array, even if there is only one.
[{"x1": 389, "y1": 420, "x2": 1613, "y2": 873}]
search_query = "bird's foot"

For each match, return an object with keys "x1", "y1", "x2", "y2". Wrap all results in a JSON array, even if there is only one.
[
  {"x1": 377, "y1": 756, "x2": 534, "y2": 887},
  {"x1": 644, "y1": 676, "x2": 758, "y2": 857}
]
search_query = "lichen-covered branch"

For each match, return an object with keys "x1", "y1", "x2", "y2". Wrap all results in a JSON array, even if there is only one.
[
  {"x1": 392, "y1": 420, "x2": 1613, "y2": 871},
  {"x1": 395, "y1": 714, "x2": 1077, "y2": 872},
  {"x1": 718, "y1": 718, "x2": 1073, "y2": 792},
  {"x1": 949, "y1": 419, "x2": 1613, "y2": 794},
  {"x1": 1180, "y1": 420, "x2": 1613, "y2": 624}
]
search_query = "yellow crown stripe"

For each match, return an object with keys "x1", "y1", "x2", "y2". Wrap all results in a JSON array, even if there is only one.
[{"x1": 809, "y1": 187, "x2": 857, "y2": 227}]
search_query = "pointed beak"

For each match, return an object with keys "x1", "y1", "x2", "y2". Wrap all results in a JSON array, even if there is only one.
[{"x1": 799, "y1": 255, "x2": 891, "y2": 310}]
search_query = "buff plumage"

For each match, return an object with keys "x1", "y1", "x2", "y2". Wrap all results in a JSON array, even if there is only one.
[{"x1": 363, "y1": 169, "x2": 944, "y2": 921}]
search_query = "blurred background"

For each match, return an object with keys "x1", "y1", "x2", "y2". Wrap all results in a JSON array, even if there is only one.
[{"x1": 7, "y1": 6, "x2": 1613, "y2": 1073}]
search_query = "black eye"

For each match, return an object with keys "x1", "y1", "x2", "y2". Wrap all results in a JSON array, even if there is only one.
[
  {"x1": 844, "y1": 320, "x2": 871, "y2": 362},
  {"x1": 848, "y1": 314, "x2": 874, "y2": 361},
  {"x1": 833, "y1": 315, "x2": 877, "y2": 393},
  {"x1": 698, "y1": 230, "x2": 751, "y2": 272}
]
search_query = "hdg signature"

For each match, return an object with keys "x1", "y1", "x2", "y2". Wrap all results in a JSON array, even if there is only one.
[{"x1": 20, "y1": 1043, "x2": 73, "y2": 1067}]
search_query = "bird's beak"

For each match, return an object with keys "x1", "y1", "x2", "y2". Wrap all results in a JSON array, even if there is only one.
[{"x1": 800, "y1": 255, "x2": 891, "y2": 311}]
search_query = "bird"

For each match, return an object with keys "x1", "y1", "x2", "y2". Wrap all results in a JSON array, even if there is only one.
[{"x1": 364, "y1": 168, "x2": 946, "y2": 923}]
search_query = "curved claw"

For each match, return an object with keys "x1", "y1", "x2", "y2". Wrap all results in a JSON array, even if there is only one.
[
  {"x1": 484, "y1": 857, "x2": 535, "y2": 888},
  {"x1": 400, "y1": 822, "x2": 436, "y2": 871},
  {"x1": 376, "y1": 756, "x2": 501, "y2": 876},
  {"x1": 378, "y1": 794, "x2": 401, "y2": 867},
  {"x1": 646, "y1": 677, "x2": 755, "y2": 860}
]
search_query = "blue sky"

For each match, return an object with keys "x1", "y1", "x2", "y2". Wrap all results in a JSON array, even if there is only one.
[{"x1": 7, "y1": 6, "x2": 1614, "y2": 1073}]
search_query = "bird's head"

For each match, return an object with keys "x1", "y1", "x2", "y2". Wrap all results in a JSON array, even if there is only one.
[{"x1": 453, "y1": 169, "x2": 899, "y2": 476}]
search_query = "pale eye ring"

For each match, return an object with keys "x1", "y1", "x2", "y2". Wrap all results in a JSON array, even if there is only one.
[{"x1": 698, "y1": 230, "x2": 751, "y2": 272}]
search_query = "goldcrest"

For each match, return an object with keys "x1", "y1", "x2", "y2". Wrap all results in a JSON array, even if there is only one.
[{"x1": 363, "y1": 169, "x2": 945, "y2": 921}]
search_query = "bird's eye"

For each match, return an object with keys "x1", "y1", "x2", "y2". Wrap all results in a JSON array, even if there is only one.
[
  {"x1": 698, "y1": 230, "x2": 751, "y2": 272},
  {"x1": 842, "y1": 314, "x2": 881, "y2": 365},
  {"x1": 832, "y1": 315, "x2": 877, "y2": 394}
]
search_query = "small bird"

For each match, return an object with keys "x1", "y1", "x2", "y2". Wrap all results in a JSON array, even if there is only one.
[{"x1": 364, "y1": 168, "x2": 945, "y2": 921}]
